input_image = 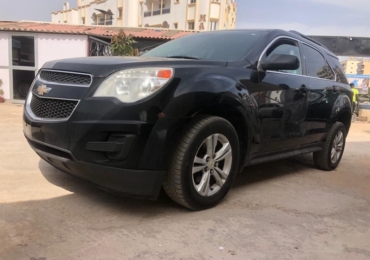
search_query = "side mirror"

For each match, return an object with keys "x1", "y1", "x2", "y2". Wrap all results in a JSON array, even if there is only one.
[{"x1": 260, "y1": 54, "x2": 300, "y2": 71}]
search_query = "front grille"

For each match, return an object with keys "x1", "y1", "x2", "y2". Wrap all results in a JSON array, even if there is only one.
[
  {"x1": 40, "y1": 71, "x2": 91, "y2": 85},
  {"x1": 30, "y1": 94, "x2": 78, "y2": 119}
]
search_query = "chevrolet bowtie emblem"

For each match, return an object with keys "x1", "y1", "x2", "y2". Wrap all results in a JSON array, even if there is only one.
[{"x1": 37, "y1": 85, "x2": 51, "y2": 96}]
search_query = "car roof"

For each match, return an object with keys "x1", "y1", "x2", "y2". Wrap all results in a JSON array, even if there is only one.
[{"x1": 202, "y1": 29, "x2": 338, "y2": 59}]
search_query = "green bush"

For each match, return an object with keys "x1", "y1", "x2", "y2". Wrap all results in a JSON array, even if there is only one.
[{"x1": 110, "y1": 30, "x2": 137, "y2": 56}]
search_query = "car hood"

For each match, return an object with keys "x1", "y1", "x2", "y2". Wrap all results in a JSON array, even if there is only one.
[{"x1": 42, "y1": 56, "x2": 228, "y2": 78}]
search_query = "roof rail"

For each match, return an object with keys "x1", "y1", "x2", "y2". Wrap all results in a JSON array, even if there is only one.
[{"x1": 289, "y1": 30, "x2": 328, "y2": 50}]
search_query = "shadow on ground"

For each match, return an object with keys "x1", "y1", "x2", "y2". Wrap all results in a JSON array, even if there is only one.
[{"x1": 38, "y1": 153, "x2": 316, "y2": 212}]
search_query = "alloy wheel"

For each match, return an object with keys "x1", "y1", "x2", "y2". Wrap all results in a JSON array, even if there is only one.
[
  {"x1": 331, "y1": 130, "x2": 344, "y2": 164},
  {"x1": 192, "y1": 134, "x2": 233, "y2": 197}
]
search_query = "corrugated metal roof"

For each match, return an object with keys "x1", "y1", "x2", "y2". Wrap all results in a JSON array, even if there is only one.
[{"x1": 0, "y1": 21, "x2": 196, "y2": 40}]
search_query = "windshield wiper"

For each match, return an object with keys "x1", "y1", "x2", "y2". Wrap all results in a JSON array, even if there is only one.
[{"x1": 167, "y1": 55, "x2": 201, "y2": 60}]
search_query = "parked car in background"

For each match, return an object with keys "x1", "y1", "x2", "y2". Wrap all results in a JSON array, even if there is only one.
[{"x1": 23, "y1": 30, "x2": 352, "y2": 210}]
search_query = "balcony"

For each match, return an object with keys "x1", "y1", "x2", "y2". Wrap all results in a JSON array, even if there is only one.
[{"x1": 144, "y1": 8, "x2": 170, "y2": 17}]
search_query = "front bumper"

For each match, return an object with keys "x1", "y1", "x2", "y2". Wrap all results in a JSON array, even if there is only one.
[
  {"x1": 23, "y1": 69, "x2": 185, "y2": 199},
  {"x1": 26, "y1": 136, "x2": 165, "y2": 199}
]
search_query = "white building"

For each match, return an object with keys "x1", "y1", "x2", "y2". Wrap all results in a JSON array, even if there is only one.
[{"x1": 52, "y1": 0, "x2": 237, "y2": 31}]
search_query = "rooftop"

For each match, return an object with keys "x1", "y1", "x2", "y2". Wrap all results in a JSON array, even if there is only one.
[{"x1": 0, "y1": 21, "x2": 195, "y2": 40}]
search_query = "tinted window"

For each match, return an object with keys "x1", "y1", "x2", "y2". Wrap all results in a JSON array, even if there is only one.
[
  {"x1": 142, "y1": 31, "x2": 266, "y2": 61},
  {"x1": 328, "y1": 56, "x2": 348, "y2": 84},
  {"x1": 12, "y1": 36, "x2": 35, "y2": 67},
  {"x1": 303, "y1": 44, "x2": 335, "y2": 80},
  {"x1": 266, "y1": 40, "x2": 302, "y2": 75}
]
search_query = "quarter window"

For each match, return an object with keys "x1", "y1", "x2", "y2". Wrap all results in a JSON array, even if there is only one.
[
  {"x1": 302, "y1": 45, "x2": 335, "y2": 80},
  {"x1": 265, "y1": 39, "x2": 302, "y2": 75}
]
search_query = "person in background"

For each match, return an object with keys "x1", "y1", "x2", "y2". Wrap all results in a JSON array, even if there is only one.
[{"x1": 350, "y1": 83, "x2": 359, "y2": 113}]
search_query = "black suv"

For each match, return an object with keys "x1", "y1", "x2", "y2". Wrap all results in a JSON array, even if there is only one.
[{"x1": 24, "y1": 30, "x2": 352, "y2": 210}]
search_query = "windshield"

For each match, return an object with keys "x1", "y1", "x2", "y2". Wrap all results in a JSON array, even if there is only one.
[{"x1": 142, "y1": 31, "x2": 266, "y2": 61}]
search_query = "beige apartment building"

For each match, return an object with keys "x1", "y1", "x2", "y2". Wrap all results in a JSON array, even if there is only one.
[
  {"x1": 341, "y1": 59, "x2": 361, "y2": 74},
  {"x1": 357, "y1": 61, "x2": 370, "y2": 75},
  {"x1": 52, "y1": 0, "x2": 237, "y2": 31}
]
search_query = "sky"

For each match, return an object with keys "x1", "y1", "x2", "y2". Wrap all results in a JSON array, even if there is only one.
[{"x1": 0, "y1": 0, "x2": 370, "y2": 37}]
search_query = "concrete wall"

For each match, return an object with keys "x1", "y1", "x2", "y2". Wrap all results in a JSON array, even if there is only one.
[{"x1": 37, "y1": 34, "x2": 88, "y2": 69}]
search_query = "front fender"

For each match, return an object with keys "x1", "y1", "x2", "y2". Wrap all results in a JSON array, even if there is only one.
[
  {"x1": 163, "y1": 72, "x2": 255, "y2": 118},
  {"x1": 138, "y1": 72, "x2": 258, "y2": 171}
]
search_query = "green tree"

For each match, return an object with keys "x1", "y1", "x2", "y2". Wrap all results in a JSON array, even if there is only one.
[{"x1": 110, "y1": 30, "x2": 137, "y2": 56}]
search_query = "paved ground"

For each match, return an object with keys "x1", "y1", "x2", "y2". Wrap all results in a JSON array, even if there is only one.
[{"x1": 1, "y1": 102, "x2": 370, "y2": 260}]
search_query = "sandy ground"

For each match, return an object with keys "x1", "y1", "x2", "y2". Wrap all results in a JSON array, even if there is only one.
[{"x1": 0, "y1": 102, "x2": 369, "y2": 260}]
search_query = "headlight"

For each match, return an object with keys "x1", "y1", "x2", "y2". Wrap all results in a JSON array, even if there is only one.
[{"x1": 93, "y1": 67, "x2": 174, "y2": 103}]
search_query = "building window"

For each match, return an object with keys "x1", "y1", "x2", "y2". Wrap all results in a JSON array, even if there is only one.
[
  {"x1": 159, "y1": 3, "x2": 165, "y2": 8},
  {"x1": 82, "y1": 18, "x2": 85, "y2": 24},
  {"x1": 118, "y1": 8, "x2": 122, "y2": 18},
  {"x1": 174, "y1": 23, "x2": 178, "y2": 29},
  {"x1": 98, "y1": 16, "x2": 104, "y2": 25},
  {"x1": 188, "y1": 21, "x2": 195, "y2": 30},
  {"x1": 189, "y1": 0, "x2": 196, "y2": 4},
  {"x1": 175, "y1": 0, "x2": 180, "y2": 3},
  {"x1": 210, "y1": 21, "x2": 218, "y2": 30}
]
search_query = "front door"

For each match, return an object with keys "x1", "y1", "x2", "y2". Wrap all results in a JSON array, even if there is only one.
[{"x1": 256, "y1": 38, "x2": 310, "y2": 153}]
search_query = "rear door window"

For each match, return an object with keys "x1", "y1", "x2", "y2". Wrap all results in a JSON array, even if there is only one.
[
  {"x1": 328, "y1": 56, "x2": 348, "y2": 84},
  {"x1": 302, "y1": 44, "x2": 335, "y2": 80}
]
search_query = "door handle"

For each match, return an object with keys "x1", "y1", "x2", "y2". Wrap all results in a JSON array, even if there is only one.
[{"x1": 300, "y1": 84, "x2": 309, "y2": 93}]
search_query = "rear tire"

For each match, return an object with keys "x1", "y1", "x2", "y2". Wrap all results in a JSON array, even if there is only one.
[
  {"x1": 163, "y1": 115, "x2": 240, "y2": 210},
  {"x1": 313, "y1": 122, "x2": 346, "y2": 171}
]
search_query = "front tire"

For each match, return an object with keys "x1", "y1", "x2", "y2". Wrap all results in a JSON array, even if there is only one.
[
  {"x1": 163, "y1": 115, "x2": 240, "y2": 210},
  {"x1": 313, "y1": 122, "x2": 346, "y2": 171}
]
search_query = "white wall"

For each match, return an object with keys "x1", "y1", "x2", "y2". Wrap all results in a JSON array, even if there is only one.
[
  {"x1": 187, "y1": 5, "x2": 196, "y2": 20},
  {"x1": 0, "y1": 32, "x2": 10, "y2": 99},
  {"x1": 37, "y1": 34, "x2": 88, "y2": 69},
  {"x1": 0, "y1": 32, "x2": 9, "y2": 66},
  {"x1": 210, "y1": 3, "x2": 220, "y2": 19},
  {"x1": 143, "y1": 13, "x2": 172, "y2": 27},
  {"x1": 171, "y1": 0, "x2": 187, "y2": 30},
  {"x1": 0, "y1": 69, "x2": 10, "y2": 99}
]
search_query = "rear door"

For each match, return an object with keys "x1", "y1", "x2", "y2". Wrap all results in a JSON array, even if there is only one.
[{"x1": 301, "y1": 44, "x2": 337, "y2": 144}]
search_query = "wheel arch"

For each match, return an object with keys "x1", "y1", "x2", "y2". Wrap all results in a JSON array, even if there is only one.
[
  {"x1": 337, "y1": 110, "x2": 351, "y2": 135},
  {"x1": 332, "y1": 94, "x2": 352, "y2": 135},
  {"x1": 191, "y1": 103, "x2": 254, "y2": 171}
]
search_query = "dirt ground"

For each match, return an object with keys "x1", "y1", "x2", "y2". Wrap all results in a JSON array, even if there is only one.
[{"x1": 1, "y1": 102, "x2": 370, "y2": 260}]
